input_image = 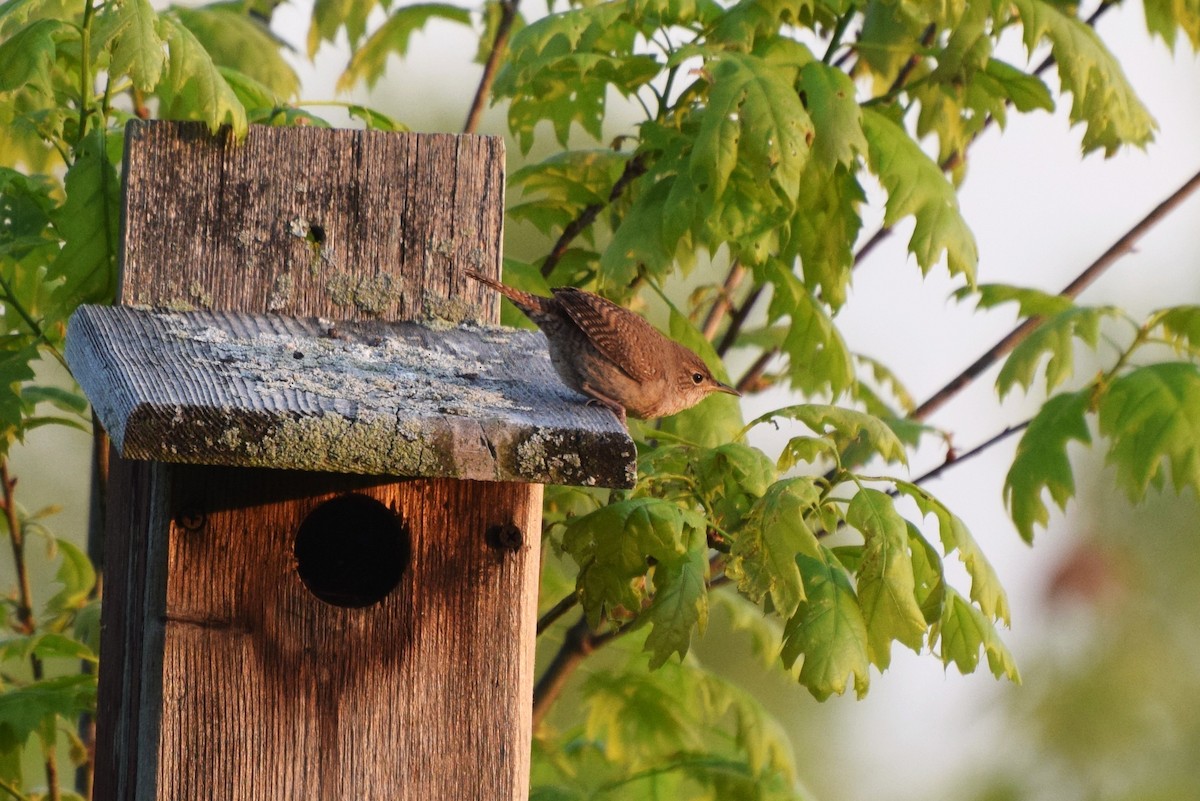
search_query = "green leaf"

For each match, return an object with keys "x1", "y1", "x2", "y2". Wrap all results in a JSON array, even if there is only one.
[
  {"x1": 776, "y1": 436, "x2": 836, "y2": 471},
  {"x1": 1142, "y1": 0, "x2": 1200, "y2": 51},
  {"x1": 494, "y1": 3, "x2": 659, "y2": 152},
  {"x1": 107, "y1": 0, "x2": 165, "y2": 92},
  {"x1": 932, "y1": 587, "x2": 1019, "y2": 682},
  {"x1": 855, "y1": 353, "x2": 915, "y2": 414},
  {"x1": 692, "y1": 53, "x2": 812, "y2": 210},
  {"x1": 347, "y1": 104, "x2": 410, "y2": 132},
  {"x1": 175, "y1": 4, "x2": 299, "y2": 99},
  {"x1": 996, "y1": 306, "x2": 1114, "y2": 399},
  {"x1": 159, "y1": 14, "x2": 249, "y2": 136},
  {"x1": 49, "y1": 130, "x2": 120, "y2": 307},
  {"x1": 0, "y1": 18, "x2": 65, "y2": 94},
  {"x1": 0, "y1": 674, "x2": 97, "y2": 752},
  {"x1": 958, "y1": 283, "x2": 1075, "y2": 318},
  {"x1": 798, "y1": 61, "x2": 866, "y2": 170},
  {"x1": 339, "y1": 4, "x2": 472, "y2": 91},
  {"x1": 600, "y1": 177, "x2": 679, "y2": 284},
  {"x1": 847, "y1": 489, "x2": 927, "y2": 669},
  {"x1": 781, "y1": 548, "x2": 870, "y2": 700},
  {"x1": 907, "y1": 524, "x2": 945, "y2": 625},
  {"x1": 898, "y1": 482, "x2": 1012, "y2": 625},
  {"x1": 1004, "y1": 389, "x2": 1092, "y2": 542},
  {"x1": 783, "y1": 162, "x2": 864, "y2": 309},
  {"x1": 643, "y1": 526, "x2": 709, "y2": 667},
  {"x1": 744, "y1": 403, "x2": 907, "y2": 466},
  {"x1": 0, "y1": 633, "x2": 96, "y2": 664},
  {"x1": 1011, "y1": 0, "x2": 1156, "y2": 155},
  {"x1": 761, "y1": 260, "x2": 856, "y2": 395},
  {"x1": 21, "y1": 385, "x2": 87, "y2": 416},
  {"x1": 981, "y1": 58, "x2": 1054, "y2": 113},
  {"x1": 1098, "y1": 363, "x2": 1200, "y2": 501},
  {"x1": 861, "y1": 107, "x2": 978, "y2": 282},
  {"x1": 690, "y1": 442, "x2": 775, "y2": 532},
  {"x1": 727, "y1": 478, "x2": 821, "y2": 620},
  {"x1": 308, "y1": 0, "x2": 379, "y2": 56},
  {"x1": 563, "y1": 497, "x2": 702, "y2": 628},
  {"x1": 46, "y1": 539, "x2": 96, "y2": 615},
  {"x1": 1155, "y1": 305, "x2": 1200, "y2": 354},
  {"x1": 509, "y1": 150, "x2": 631, "y2": 240}
]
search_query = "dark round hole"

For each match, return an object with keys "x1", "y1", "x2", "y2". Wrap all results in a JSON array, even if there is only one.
[
  {"x1": 308, "y1": 223, "x2": 326, "y2": 245},
  {"x1": 294, "y1": 494, "x2": 409, "y2": 608}
]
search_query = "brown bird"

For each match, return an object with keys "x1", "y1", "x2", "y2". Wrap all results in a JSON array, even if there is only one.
[{"x1": 466, "y1": 271, "x2": 740, "y2": 424}]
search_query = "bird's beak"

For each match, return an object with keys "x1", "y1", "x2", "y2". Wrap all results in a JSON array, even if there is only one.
[{"x1": 714, "y1": 380, "x2": 741, "y2": 397}]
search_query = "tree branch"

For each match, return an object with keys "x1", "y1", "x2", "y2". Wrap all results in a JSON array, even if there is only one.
[
  {"x1": 912, "y1": 166, "x2": 1200, "y2": 421},
  {"x1": 701, "y1": 260, "x2": 746, "y2": 341},
  {"x1": 532, "y1": 616, "x2": 595, "y2": 728},
  {"x1": 909, "y1": 421, "x2": 1030, "y2": 486},
  {"x1": 0, "y1": 461, "x2": 59, "y2": 801},
  {"x1": 463, "y1": 0, "x2": 520, "y2": 134},
  {"x1": 541, "y1": 153, "x2": 648, "y2": 278},
  {"x1": 537, "y1": 592, "x2": 579, "y2": 635},
  {"x1": 716, "y1": 284, "x2": 764, "y2": 357}
]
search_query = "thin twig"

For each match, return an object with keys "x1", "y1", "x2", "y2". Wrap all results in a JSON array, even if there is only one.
[
  {"x1": 887, "y1": 23, "x2": 936, "y2": 96},
  {"x1": 463, "y1": 0, "x2": 520, "y2": 134},
  {"x1": 909, "y1": 421, "x2": 1030, "y2": 486},
  {"x1": 734, "y1": 348, "x2": 775, "y2": 394},
  {"x1": 912, "y1": 167, "x2": 1200, "y2": 421},
  {"x1": 0, "y1": 461, "x2": 59, "y2": 801},
  {"x1": 701, "y1": 260, "x2": 746, "y2": 341},
  {"x1": 541, "y1": 154, "x2": 649, "y2": 278},
  {"x1": 537, "y1": 592, "x2": 579, "y2": 635},
  {"x1": 532, "y1": 616, "x2": 593, "y2": 728},
  {"x1": 716, "y1": 284, "x2": 764, "y2": 357}
]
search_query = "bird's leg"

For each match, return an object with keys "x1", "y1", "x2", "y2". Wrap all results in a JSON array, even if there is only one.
[{"x1": 581, "y1": 382, "x2": 627, "y2": 426}]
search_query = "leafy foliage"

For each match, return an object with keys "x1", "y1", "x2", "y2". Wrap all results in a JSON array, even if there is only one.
[{"x1": 2, "y1": 0, "x2": 1198, "y2": 797}]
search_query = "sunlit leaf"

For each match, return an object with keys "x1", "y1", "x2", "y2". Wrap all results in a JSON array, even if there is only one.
[
  {"x1": 1004, "y1": 389, "x2": 1092, "y2": 542},
  {"x1": 781, "y1": 548, "x2": 870, "y2": 700},
  {"x1": 727, "y1": 477, "x2": 821, "y2": 619},
  {"x1": 1011, "y1": 0, "x2": 1157, "y2": 155},
  {"x1": 339, "y1": 3, "x2": 471, "y2": 91},
  {"x1": 931, "y1": 587, "x2": 1020, "y2": 682},
  {"x1": 107, "y1": 0, "x2": 165, "y2": 92},
  {"x1": 861, "y1": 107, "x2": 978, "y2": 281},
  {"x1": 1098, "y1": 363, "x2": 1200, "y2": 500},
  {"x1": 997, "y1": 306, "x2": 1115, "y2": 399},
  {"x1": 847, "y1": 488, "x2": 926, "y2": 668}
]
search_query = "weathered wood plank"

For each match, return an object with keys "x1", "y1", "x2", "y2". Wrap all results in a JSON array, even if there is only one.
[
  {"x1": 147, "y1": 469, "x2": 542, "y2": 801},
  {"x1": 119, "y1": 120, "x2": 504, "y2": 323},
  {"x1": 67, "y1": 305, "x2": 636, "y2": 488}
]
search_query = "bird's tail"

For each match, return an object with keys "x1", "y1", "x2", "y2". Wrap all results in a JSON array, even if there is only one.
[{"x1": 464, "y1": 270, "x2": 553, "y2": 315}]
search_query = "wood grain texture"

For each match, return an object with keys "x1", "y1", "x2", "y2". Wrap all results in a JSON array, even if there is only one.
[
  {"x1": 66, "y1": 305, "x2": 636, "y2": 488},
  {"x1": 119, "y1": 120, "x2": 504, "y2": 323},
  {"x1": 150, "y1": 469, "x2": 542, "y2": 800}
]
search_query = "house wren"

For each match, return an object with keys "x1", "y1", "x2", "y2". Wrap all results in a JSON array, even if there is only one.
[{"x1": 467, "y1": 271, "x2": 740, "y2": 424}]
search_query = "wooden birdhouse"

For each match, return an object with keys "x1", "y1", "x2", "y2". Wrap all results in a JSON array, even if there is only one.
[{"x1": 67, "y1": 120, "x2": 635, "y2": 801}]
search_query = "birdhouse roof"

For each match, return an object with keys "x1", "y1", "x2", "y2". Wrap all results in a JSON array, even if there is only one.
[{"x1": 66, "y1": 305, "x2": 636, "y2": 488}]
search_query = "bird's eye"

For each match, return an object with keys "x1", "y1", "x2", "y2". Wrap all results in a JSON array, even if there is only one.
[{"x1": 691, "y1": 372, "x2": 704, "y2": 384}]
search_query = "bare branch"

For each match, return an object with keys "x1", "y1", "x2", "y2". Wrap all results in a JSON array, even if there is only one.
[
  {"x1": 913, "y1": 167, "x2": 1200, "y2": 421},
  {"x1": 463, "y1": 0, "x2": 520, "y2": 134},
  {"x1": 541, "y1": 154, "x2": 648, "y2": 278}
]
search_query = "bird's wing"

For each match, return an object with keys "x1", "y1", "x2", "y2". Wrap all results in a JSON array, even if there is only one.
[{"x1": 552, "y1": 287, "x2": 662, "y2": 382}]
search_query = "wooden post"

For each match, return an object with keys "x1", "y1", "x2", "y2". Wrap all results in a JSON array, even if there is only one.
[{"x1": 76, "y1": 121, "x2": 632, "y2": 801}]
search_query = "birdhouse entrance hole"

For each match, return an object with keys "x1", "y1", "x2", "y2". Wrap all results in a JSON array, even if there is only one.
[{"x1": 293, "y1": 493, "x2": 410, "y2": 608}]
